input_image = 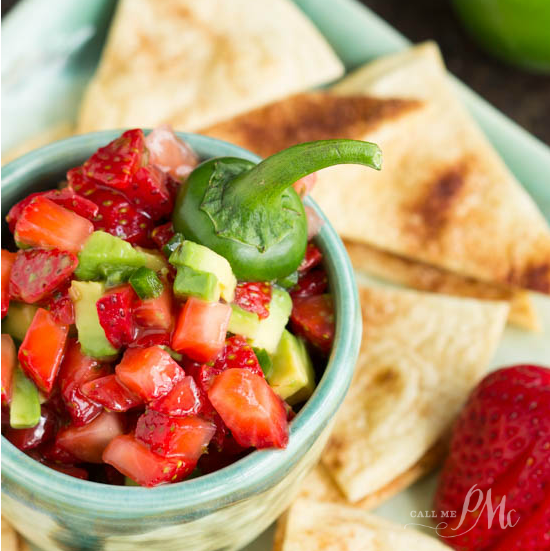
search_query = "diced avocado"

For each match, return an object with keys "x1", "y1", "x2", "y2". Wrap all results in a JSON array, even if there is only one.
[
  {"x1": 250, "y1": 288, "x2": 292, "y2": 353},
  {"x1": 2, "y1": 302, "x2": 39, "y2": 343},
  {"x1": 277, "y1": 271, "x2": 299, "y2": 290},
  {"x1": 125, "y1": 476, "x2": 140, "y2": 486},
  {"x1": 268, "y1": 330, "x2": 315, "y2": 405},
  {"x1": 69, "y1": 281, "x2": 118, "y2": 358},
  {"x1": 75, "y1": 231, "x2": 150, "y2": 281},
  {"x1": 228, "y1": 304, "x2": 260, "y2": 339},
  {"x1": 253, "y1": 347, "x2": 273, "y2": 379},
  {"x1": 129, "y1": 267, "x2": 164, "y2": 299},
  {"x1": 162, "y1": 233, "x2": 184, "y2": 258},
  {"x1": 102, "y1": 266, "x2": 136, "y2": 288},
  {"x1": 173, "y1": 266, "x2": 220, "y2": 302},
  {"x1": 169, "y1": 241, "x2": 236, "y2": 302},
  {"x1": 10, "y1": 367, "x2": 41, "y2": 429},
  {"x1": 135, "y1": 247, "x2": 170, "y2": 276}
]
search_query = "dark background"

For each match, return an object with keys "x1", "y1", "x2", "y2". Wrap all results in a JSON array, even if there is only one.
[{"x1": 2, "y1": 0, "x2": 549, "y2": 144}]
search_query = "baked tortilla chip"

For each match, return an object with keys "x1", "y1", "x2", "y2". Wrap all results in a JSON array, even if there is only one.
[
  {"x1": 323, "y1": 284, "x2": 508, "y2": 503},
  {"x1": 345, "y1": 239, "x2": 540, "y2": 331},
  {"x1": 297, "y1": 441, "x2": 447, "y2": 511},
  {"x1": 317, "y1": 42, "x2": 550, "y2": 294},
  {"x1": 77, "y1": 0, "x2": 344, "y2": 133},
  {"x1": 273, "y1": 499, "x2": 452, "y2": 550},
  {"x1": 1, "y1": 517, "x2": 28, "y2": 551}
]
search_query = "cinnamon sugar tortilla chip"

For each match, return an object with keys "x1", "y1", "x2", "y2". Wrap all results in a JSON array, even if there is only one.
[
  {"x1": 322, "y1": 284, "x2": 508, "y2": 503},
  {"x1": 273, "y1": 499, "x2": 452, "y2": 551},
  {"x1": 77, "y1": 0, "x2": 343, "y2": 133},
  {"x1": 345, "y1": 240, "x2": 540, "y2": 331}
]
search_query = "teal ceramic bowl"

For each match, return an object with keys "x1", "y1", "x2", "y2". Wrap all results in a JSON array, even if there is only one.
[{"x1": 1, "y1": 132, "x2": 361, "y2": 551}]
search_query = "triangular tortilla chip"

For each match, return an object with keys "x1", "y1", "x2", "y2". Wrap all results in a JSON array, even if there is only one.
[
  {"x1": 77, "y1": 0, "x2": 344, "y2": 133},
  {"x1": 317, "y1": 42, "x2": 550, "y2": 294},
  {"x1": 323, "y1": 284, "x2": 508, "y2": 503},
  {"x1": 345, "y1": 239, "x2": 540, "y2": 331},
  {"x1": 297, "y1": 440, "x2": 447, "y2": 511},
  {"x1": 274, "y1": 499, "x2": 452, "y2": 550},
  {"x1": 1, "y1": 517, "x2": 28, "y2": 551}
]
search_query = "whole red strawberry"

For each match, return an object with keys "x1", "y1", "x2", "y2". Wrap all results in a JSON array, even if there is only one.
[{"x1": 434, "y1": 364, "x2": 550, "y2": 551}]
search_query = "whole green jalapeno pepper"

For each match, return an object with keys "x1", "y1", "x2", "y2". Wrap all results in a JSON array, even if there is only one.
[{"x1": 172, "y1": 139, "x2": 382, "y2": 281}]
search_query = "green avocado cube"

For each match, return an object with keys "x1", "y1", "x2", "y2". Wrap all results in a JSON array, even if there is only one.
[
  {"x1": 268, "y1": 330, "x2": 315, "y2": 405},
  {"x1": 2, "y1": 302, "x2": 39, "y2": 343},
  {"x1": 10, "y1": 367, "x2": 41, "y2": 429},
  {"x1": 173, "y1": 266, "x2": 220, "y2": 302},
  {"x1": 253, "y1": 347, "x2": 273, "y2": 379},
  {"x1": 228, "y1": 304, "x2": 260, "y2": 340}
]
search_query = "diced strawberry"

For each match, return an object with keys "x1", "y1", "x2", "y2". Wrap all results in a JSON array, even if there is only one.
[
  {"x1": 171, "y1": 298, "x2": 231, "y2": 363},
  {"x1": 292, "y1": 172, "x2": 317, "y2": 197},
  {"x1": 45, "y1": 463, "x2": 89, "y2": 480},
  {"x1": 135, "y1": 409, "x2": 214, "y2": 460},
  {"x1": 208, "y1": 369, "x2": 289, "y2": 449},
  {"x1": 214, "y1": 335, "x2": 264, "y2": 378},
  {"x1": 290, "y1": 268, "x2": 328, "y2": 299},
  {"x1": 96, "y1": 284, "x2": 137, "y2": 349},
  {"x1": 56, "y1": 411, "x2": 124, "y2": 463},
  {"x1": 58, "y1": 339, "x2": 109, "y2": 426},
  {"x1": 1, "y1": 250, "x2": 16, "y2": 318},
  {"x1": 435, "y1": 365, "x2": 550, "y2": 551},
  {"x1": 45, "y1": 284, "x2": 75, "y2": 325},
  {"x1": 185, "y1": 363, "x2": 224, "y2": 394},
  {"x1": 233, "y1": 282, "x2": 272, "y2": 320},
  {"x1": 6, "y1": 188, "x2": 99, "y2": 233},
  {"x1": 151, "y1": 222, "x2": 175, "y2": 250},
  {"x1": 14, "y1": 197, "x2": 94, "y2": 253},
  {"x1": 4, "y1": 405, "x2": 56, "y2": 450},
  {"x1": 9, "y1": 249, "x2": 78, "y2": 304},
  {"x1": 130, "y1": 331, "x2": 171, "y2": 349},
  {"x1": 1, "y1": 334, "x2": 16, "y2": 405},
  {"x1": 74, "y1": 180, "x2": 154, "y2": 246},
  {"x1": 290, "y1": 294, "x2": 335, "y2": 355},
  {"x1": 145, "y1": 125, "x2": 199, "y2": 181},
  {"x1": 198, "y1": 435, "x2": 250, "y2": 474},
  {"x1": 298, "y1": 243, "x2": 323, "y2": 273},
  {"x1": 81, "y1": 374, "x2": 142, "y2": 412},
  {"x1": 133, "y1": 284, "x2": 173, "y2": 331},
  {"x1": 81, "y1": 129, "x2": 145, "y2": 191},
  {"x1": 115, "y1": 346, "x2": 184, "y2": 402},
  {"x1": 130, "y1": 165, "x2": 173, "y2": 220},
  {"x1": 40, "y1": 439, "x2": 81, "y2": 465},
  {"x1": 149, "y1": 376, "x2": 205, "y2": 417},
  {"x1": 103, "y1": 433, "x2": 193, "y2": 487},
  {"x1": 18, "y1": 308, "x2": 69, "y2": 394}
]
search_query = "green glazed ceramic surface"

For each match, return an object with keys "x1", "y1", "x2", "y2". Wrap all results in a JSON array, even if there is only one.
[{"x1": 1, "y1": 132, "x2": 362, "y2": 550}]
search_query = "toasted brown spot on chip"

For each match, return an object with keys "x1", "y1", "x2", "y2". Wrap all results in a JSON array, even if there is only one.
[{"x1": 515, "y1": 262, "x2": 550, "y2": 294}]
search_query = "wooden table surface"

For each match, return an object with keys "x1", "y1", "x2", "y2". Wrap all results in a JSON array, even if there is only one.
[{"x1": 2, "y1": 0, "x2": 549, "y2": 145}]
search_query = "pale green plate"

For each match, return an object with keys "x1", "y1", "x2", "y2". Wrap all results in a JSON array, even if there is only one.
[{"x1": 2, "y1": 0, "x2": 549, "y2": 549}]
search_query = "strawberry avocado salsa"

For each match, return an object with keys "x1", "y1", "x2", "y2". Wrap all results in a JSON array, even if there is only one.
[{"x1": 1, "y1": 128, "x2": 381, "y2": 487}]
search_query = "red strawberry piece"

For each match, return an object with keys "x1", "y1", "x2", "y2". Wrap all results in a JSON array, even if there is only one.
[
  {"x1": 81, "y1": 129, "x2": 145, "y2": 190},
  {"x1": 149, "y1": 376, "x2": 205, "y2": 417},
  {"x1": 115, "y1": 346, "x2": 184, "y2": 402},
  {"x1": 234, "y1": 282, "x2": 272, "y2": 320},
  {"x1": 290, "y1": 294, "x2": 335, "y2": 354},
  {"x1": 130, "y1": 331, "x2": 171, "y2": 349},
  {"x1": 208, "y1": 368, "x2": 289, "y2": 449},
  {"x1": 298, "y1": 243, "x2": 323, "y2": 273},
  {"x1": 56, "y1": 411, "x2": 125, "y2": 463},
  {"x1": 45, "y1": 284, "x2": 75, "y2": 325},
  {"x1": 75, "y1": 181, "x2": 154, "y2": 246},
  {"x1": 14, "y1": 196, "x2": 94, "y2": 254},
  {"x1": 151, "y1": 222, "x2": 175, "y2": 249},
  {"x1": 434, "y1": 364, "x2": 550, "y2": 551},
  {"x1": 130, "y1": 165, "x2": 173, "y2": 221},
  {"x1": 58, "y1": 339, "x2": 110, "y2": 427},
  {"x1": 96, "y1": 284, "x2": 137, "y2": 349},
  {"x1": 1, "y1": 334, "x2": 16, "y2": 406},
  {"x1": 185, "y1": 363, "x2": 225, "y2": 394},
  {"x1": 81, "y1": 374, "x2": 143, "y2": 413},
  {"x1": 214, "y1": 335, "x2": 264, "y2": 378},
  {"x1": 145, "y1": 125, "x2": 198, "y2": 181},
  {"x1": 290, "y1": 268, "x2": 328, "y2": 299},
  {"x1": 135, "y1": 409, "x2": 215, "y2": 460},
  {"x1": 39, "y1": 439, "x2": 81, "y2": 465},
  {"x1": 198, "y1": 435, "x2": 250, "y2": 474},
  {"x1": 103, "y1": 433, "x2": 192, "y2": 487},
  {"x1": 5, "y1": 188, "x2": 99, "y2": 233},
  {"x1": 18, "y1": 308, "x2": 69, "y2": 394},
  {"x1": 45, "y1": 463, "x2": 89, "y2": 480},
  {"x1": 9, "y1": 249, "x2": 78, "y2": 304},
  {"x1": 1, "y1": 250, "x2": 16, "y2": 318},
  {"x1": 133, "y1": 284, "x2": 173, "y2": 331},
  {"x1": 4, "y1": 405, "x2": 56, "y2": 450}
]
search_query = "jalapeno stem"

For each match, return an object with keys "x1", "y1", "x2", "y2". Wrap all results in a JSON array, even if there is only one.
[{"x1": 225, "y1": 139, "x2": 382, "y2": 208}]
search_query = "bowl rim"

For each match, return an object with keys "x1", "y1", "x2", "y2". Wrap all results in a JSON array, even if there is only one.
[{"x1": 1, "y1": 131, "x2": 361, "y2": 516}]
